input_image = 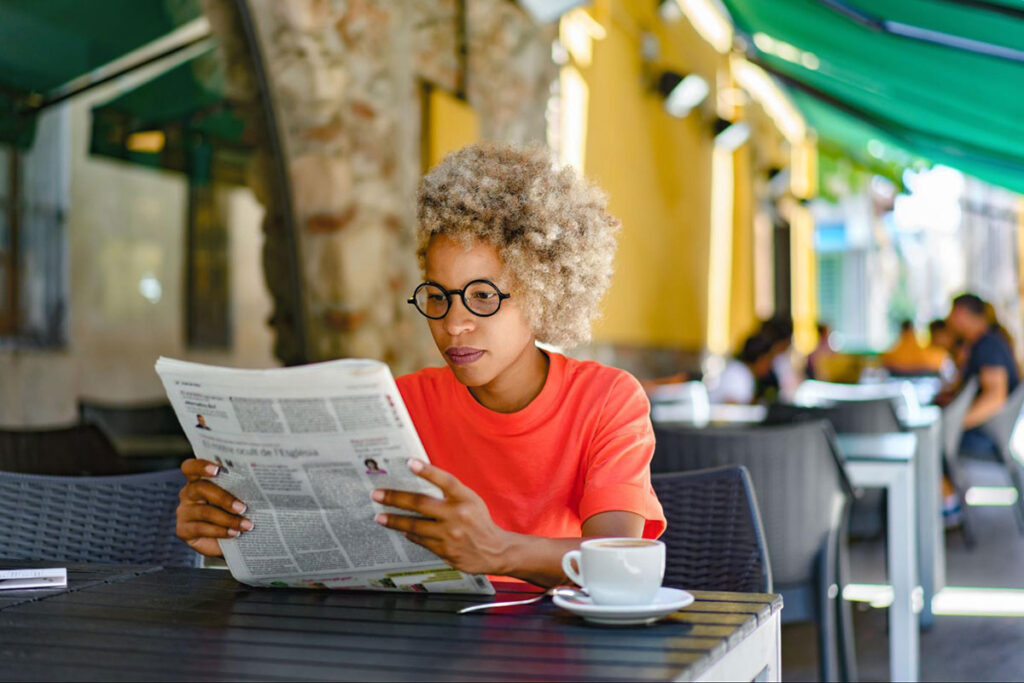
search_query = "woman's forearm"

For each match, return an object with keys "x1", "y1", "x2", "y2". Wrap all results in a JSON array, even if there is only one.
[
  {"x1": 493, "y1": 510, "x2": 648, "y2": 587},
  {"x1": 499, "y1": 533, "x2": 582, "y2": 587}
]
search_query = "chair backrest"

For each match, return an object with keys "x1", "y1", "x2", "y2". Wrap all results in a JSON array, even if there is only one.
[
  {"x1": 653, "y1": 421, "x2": 852, "y2": 587},
  {"x1": 0, "y1": 424, "x2": 133, "y2": 475},
  {"x1": 649, "y1": 381, "x2": 711, "y2": 427},
  {"x1": 941, "y1": 376, "x2": 979, "y2": 463},
  {"x1": 0, "y1": 468, "x2": 199, "y2": 567},
  {"x1": 652, "y1": 465, "x2": 772, "y2": 593},
  {"x1": 79, "y1": 399, "x2": 184, "y2": 438},
  {"x1": 796, "y1": 379, "x2": 921, "y2": 423},
  {"x1": 979, "y1": 379, "x2": 1024, "y2": 457},
  {"x1": 766, "y1": 398, "x2": 902, "y2": 434}
]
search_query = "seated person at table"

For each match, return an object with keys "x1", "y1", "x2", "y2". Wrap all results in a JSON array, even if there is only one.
[
  {"x1": 947, "y1": 294, "x2": 1020, "y2": 459},
  {"x1": 759, "y1": 315, "x2": 800, "y2": 402},
  {"x1": 881, "y1": 319, "x2": 949, "y2": 377},
  {"x1": 805, "y1": 322, "x2": 836, "y2": 381},
  {"x1": 928, "y1": 318, "x2": 962, "y2": 382},
  {"x1": 175, "y1": 143, "x2": 666, "y2": 587},
  {"x1": 706, "y1": 333, "x2": 775, "y2": 405}
]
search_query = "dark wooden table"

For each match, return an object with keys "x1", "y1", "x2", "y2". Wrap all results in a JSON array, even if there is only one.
[{"x1": 0, "y1": 564, "x2": 782, "y2": 681}]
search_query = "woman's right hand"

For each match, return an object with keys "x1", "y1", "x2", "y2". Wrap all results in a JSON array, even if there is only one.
[{"x1": 176, "y1": 458, "x2": 253, "y2": 557}]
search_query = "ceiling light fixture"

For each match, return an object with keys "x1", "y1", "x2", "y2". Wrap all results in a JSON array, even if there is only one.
[
  {"x1": 657, "y1": 71, "x2": 710, "y2": 118},
  {"x1": 673, "y1": 0, "x2": 734, "y2": 54},
  {"x1": 658, "y1": 0, "x2": 684, "y2": 22},
  {"x1": 729, "y1": 54, "x2": 806, "y2": 143}
]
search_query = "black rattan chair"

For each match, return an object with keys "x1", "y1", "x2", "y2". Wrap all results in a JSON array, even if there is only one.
[
  {"x1": 0, "y1": 468, "x2": 199, "y2": 567},
  {"x1": 653, "y1": 421, "x2": 856, "y2": 682},
  {"x1": 767, "y1": 398, "x2": 904, "y2": 541},
  {"x1": 653, "y1": 465, "x2": 771, "y2": 593},
  {"x1": 0, "y1": 424, "x2": 136, "y2": 475},
  {"x1": 79, "y1": 399, "x2": 184, "y2": 438}
]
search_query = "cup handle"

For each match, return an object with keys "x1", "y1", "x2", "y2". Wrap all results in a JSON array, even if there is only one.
[{"x1": 561, "y1": 550, "x2": 584, "y2": 587}]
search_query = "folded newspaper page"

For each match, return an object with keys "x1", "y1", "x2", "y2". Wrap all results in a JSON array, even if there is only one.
[{"x1": 155, "y1": 357, "x2": 493, "y2": 595}]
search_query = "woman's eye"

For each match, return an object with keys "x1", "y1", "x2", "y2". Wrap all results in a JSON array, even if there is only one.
[
  {"x1": 472, "y1": 291, "x2": 495, "y2": 300},
  {"x1": 427, "y1": 294, "x2": 446, "y2": 302}
]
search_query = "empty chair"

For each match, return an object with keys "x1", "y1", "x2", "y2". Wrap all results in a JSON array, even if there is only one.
[
  {"x1": 652, "y1": 465, "x2": 771, "y2": 593},
  {"x1": 767, "y1": 398, "x2": 902, "y2": 434},
  {"x1": 0, "y1": 424, "x2": 136, "y2": 475},
  {"x1": 767, "y1": 398, "x2": 902, "y2": 541},
  {"x1": 976, "y1": 381, "x2": 1024, "y2": 533},
  {"x1": 0, "y1": 468, "x2": 199, "y2": 567},
  {"x1": 653, "y1": 421, "x2": 855, "y2": 682},
  {"x1": 79, "y1": 399, "x2": 184, "y2": 438},
  {"x1": 796, "y1": 379, "x2": 921, "y2": 423},
  {"x1": 941, "y1": 377, "x2": 979, "y2": 545}
]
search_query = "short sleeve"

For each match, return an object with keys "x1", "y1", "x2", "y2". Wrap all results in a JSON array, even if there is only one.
[
  {"x1": 578, "y1": 372, "x2": 666, "y2": 539},
  {"x1": 969, "y1": 334, "x2": 1014, "y2": 380}
]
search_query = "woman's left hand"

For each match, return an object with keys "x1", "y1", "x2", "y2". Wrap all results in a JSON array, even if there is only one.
[{"x1": 372, "y1": 460, "x2": 511, "y2": 575}]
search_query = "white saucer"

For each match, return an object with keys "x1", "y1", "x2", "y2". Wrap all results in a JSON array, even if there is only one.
[{"x1": 552, "y1": 587, "x2": 694, "y2": 625}]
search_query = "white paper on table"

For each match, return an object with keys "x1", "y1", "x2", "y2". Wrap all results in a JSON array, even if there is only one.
[{"x1": 0, "y1": 567, "x2": 68, "y2": 591}]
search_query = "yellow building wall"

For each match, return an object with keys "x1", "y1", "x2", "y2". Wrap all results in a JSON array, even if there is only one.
[
  {"x1": 729, "y1": 144, "x2": 758, "y2": 350},
  {"x1": 583, "y1": 1, "x2": 726, "y2": 350},
  {"x1": 424, "y1": 88, "x2": 480, "y2": 172}
]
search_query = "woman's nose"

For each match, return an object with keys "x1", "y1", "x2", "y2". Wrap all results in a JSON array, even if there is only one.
[{"x1": 444, "y1": 296, "x2": 476, "y2": 334}]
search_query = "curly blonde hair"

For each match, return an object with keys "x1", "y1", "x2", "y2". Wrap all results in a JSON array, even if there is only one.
[{"x1": 416, "y1": 143, "x2": 619, "y2": 348}]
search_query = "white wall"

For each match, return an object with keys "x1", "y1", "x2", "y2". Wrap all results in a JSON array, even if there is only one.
[{"x1": 0, "y1": 59, "x2": 276, "y2": 427}]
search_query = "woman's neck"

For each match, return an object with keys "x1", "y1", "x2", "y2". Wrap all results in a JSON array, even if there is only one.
[{"x1": 469, "y1": 344, "x2": 550, "y2": 413}]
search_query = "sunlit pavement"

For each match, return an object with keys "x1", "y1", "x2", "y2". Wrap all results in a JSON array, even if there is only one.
[{"x1": 781, "y1": 458, "x2": 1024, "y2": 682}]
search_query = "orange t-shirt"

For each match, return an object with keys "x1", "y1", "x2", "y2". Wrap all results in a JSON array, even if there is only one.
[{"x1": 396, "y1": 352, "x2": 666, "y2": 540}]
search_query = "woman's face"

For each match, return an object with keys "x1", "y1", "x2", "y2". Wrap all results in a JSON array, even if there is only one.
[{"x1": 422, "y1": 235, "x2": 536, "y2": 388}]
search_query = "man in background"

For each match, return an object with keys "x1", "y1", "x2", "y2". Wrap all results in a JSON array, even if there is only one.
[{"x1": 947, "y1": 294, "x2": 1020, "y2": 458}]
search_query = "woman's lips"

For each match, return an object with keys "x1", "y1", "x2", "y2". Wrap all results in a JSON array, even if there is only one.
[{"x1": 445, "y1": 347, "x2": 485, "y2": 366}]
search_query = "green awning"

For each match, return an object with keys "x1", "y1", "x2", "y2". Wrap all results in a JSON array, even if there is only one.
[
  {"x1": 90, "y1": 45, "x2": 251, "y2": 183},
  {"x1": 721, "y1": 0, "x2": 1024, "y2": 194},
  {"x1": 0, "y1": 0, "x2": 202, "y2": 147}
]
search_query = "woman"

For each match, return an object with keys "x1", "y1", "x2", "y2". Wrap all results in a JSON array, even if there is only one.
[{"x1": 175, "y1": 143, "x2": 665, "y2": 588}]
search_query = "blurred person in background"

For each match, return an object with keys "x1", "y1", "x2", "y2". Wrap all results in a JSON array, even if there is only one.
[
  {"x1": 929, "y1": 318, "x2": 960, "y2": 357},
  {"x1": 983, "y1": 301, "x2": 1019, "y2": 371},
  {"x1": 929, "y1": 318, "x2": 963, "y2": 386},
  {"x1": 760, "y1": 315, "x2": 801, "y2": 402},
  {"x1": 805, "y1": 322, "x2": 835, "y2": 380},
  {"x1": 882, "y1": 319, "x2": 949, "y2": 377},
  {"x1": 947, "y1": 293, "x2": 1020, "y2": 459},
  {"x1": 706, "y1": 333, "x2": 776, "y2": 405}
]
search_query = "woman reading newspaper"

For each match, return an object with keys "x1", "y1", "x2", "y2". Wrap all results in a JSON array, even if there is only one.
[{"x1": 176, "y1": 143, "x2": 666, "y2": 588}]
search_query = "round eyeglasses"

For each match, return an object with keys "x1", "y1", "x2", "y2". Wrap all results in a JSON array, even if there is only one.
[{"x1": 407, "y1": 280, "x2": 511, "y2": 319}]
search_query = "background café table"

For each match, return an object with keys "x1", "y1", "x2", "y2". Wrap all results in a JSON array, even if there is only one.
[
  {"x1": 837, "y1": 432, "x2": 920, "y2": 683},
  {"x1": 0, "y1": 563, "x2": 782, "y2": 682}
]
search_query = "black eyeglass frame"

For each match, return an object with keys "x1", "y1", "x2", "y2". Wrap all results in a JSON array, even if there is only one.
[{"x1": 407, "y1": 279, "x2": 512, "y2": 320}]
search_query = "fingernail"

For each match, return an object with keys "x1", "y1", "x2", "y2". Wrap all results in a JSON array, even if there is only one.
[
  {"x1": 375, "y1": 513, "x2": 388, "y2": 525},
  {"x1": 240, "y1": 519, "x2": 254, "y2": 531},
  {"x1": 409, "y1": 459, "x2": 424, "y2": 473},
  {"x1": 232, "y1": 501, "x2": 247, "y2": 514},
  {"x1": 205, "y1": 465, "x2": 219, "y2": 477},
  {"x1": 371, "y1": 490, "x2": 384, "y2": 502},
  {"x1": 227, "y1": 529, "x2": 239, "y2": 537}
]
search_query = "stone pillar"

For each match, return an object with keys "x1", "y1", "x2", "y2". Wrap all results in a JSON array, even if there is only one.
[{"x1": 205, "y1": 0, "x2": 556, "y2": 371}]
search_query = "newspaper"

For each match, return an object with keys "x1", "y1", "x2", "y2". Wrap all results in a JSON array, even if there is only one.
[{"x1": 155, "y1": 357, "x2": 493, "y2": 595}]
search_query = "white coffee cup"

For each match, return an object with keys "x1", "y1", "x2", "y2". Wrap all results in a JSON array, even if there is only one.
[{"x1": 561, "y1": 538, "x2": 665, "y2": 606}]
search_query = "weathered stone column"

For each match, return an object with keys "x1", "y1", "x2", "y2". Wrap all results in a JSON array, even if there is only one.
[{"x1": 205, "y1": 0, "x2": 555, "y2": 371}]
